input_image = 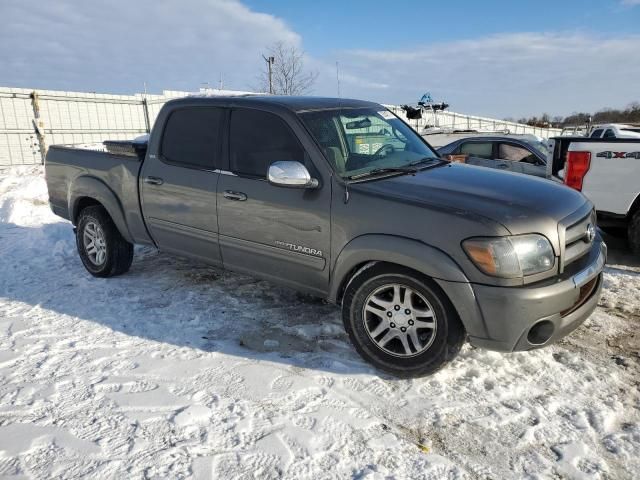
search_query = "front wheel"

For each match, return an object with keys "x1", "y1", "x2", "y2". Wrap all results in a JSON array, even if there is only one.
[
  {"x1": 76, "y1": 206, "x2": 134, "y2": 277},
  {"x1": 342, "y1": 265, "x2": 465, "y2": 378}
]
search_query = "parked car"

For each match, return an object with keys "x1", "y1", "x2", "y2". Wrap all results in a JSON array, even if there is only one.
[
  {"x1": 45, "y1": 96, "x2": 605, "y2": 377},
  {"x1": 548, "y1": 136, "x2": 640, "y2": 254},
  {"x1": 436, "y1": 136, "x2": 550, "y2": 178},
  {"x1": 589, "y1": 123, "x2": 640, "y2": 139}
]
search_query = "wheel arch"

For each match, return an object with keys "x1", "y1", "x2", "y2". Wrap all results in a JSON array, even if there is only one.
[
  {"x1": 329, "y1": 235, "x2": 469, "y2": 305},
  {"x1": 627, "y1": 192, "x2": 640, "y2": 219},
  {"x1": 69, "y1": 176, "x2": 134, "y2": 243}
]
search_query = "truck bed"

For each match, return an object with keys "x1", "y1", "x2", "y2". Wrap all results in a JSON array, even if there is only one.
[{"x1": 45, "y1": 143, "x2": 152, "y2": 245}]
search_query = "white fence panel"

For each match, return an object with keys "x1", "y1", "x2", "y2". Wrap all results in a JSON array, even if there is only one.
[
  {"x1": 0, "y1": 86, "x2": 563, "y2": 166},
  {"x1": 0, "y1": 89, "x2": 42, "y2": 166}
]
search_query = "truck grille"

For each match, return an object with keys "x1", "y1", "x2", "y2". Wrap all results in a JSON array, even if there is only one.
[{"x1": 563, "y1": 209, "x2": 596, "y2": 268}]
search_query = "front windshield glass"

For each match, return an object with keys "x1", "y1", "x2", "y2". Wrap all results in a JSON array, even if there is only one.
[{"x1": 299, "y1": 107, "x2": 440, "y2": 179}]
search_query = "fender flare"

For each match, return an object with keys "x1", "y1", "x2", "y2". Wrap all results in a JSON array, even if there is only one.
[
  {"x1": 328, "y1": 234, "x2": 469, "y2": 303},
  {"x1": 68, "y1": 176, "x2": 134, "y2": 243}
]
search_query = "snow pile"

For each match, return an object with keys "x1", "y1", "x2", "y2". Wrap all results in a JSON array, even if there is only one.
[{"x1": 0, "y1": 167, "x2": 638, "y2": 478}]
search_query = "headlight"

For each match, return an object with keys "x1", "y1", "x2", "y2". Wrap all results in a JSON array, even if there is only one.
[{"x1": 462, "y1": 234, "x2": 555, "y2": 278}]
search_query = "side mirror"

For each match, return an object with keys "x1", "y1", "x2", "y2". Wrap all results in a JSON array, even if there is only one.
[{"x1": 268, "y1": 161, "x2": 319, "y2": 188}]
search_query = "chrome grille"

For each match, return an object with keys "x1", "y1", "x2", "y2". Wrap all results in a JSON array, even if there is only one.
[{"x1": 563, "y1": 210, "x2": 596, "y2": 267}]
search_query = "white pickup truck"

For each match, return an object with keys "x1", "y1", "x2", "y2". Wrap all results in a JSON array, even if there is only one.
[
  {"x1": 588, "y1": 123, "x2": 640, "y2": 139},
  {"x1": 548, "y1": 136, "x2": 640, "y2": 254}
]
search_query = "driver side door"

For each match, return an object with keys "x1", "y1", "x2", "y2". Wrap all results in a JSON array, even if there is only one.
[{"x1": 216, "y1": 107, "x2": 332, "y2": 295}]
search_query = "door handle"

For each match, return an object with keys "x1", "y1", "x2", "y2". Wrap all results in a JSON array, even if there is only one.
[
  {"x1": 144, "y1": 176, "x2": 164, "y2": 185},
  {"x1": 223, "y1": 190, "x2": 247, "y2": 201}
]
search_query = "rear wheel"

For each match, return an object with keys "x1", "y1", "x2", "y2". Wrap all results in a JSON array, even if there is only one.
[
  {"x1": 76, "y1": 206, "x2": 134, "y2": 277},
  {"x1": 629, "y1": 209, "x2": 640, "y2": 255},
  {"x1": 342, "y1": 265, "x2": 465, "y2": 377}
]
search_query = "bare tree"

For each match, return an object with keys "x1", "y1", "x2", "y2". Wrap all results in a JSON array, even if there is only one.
[{"x1": 257, "y1": 42, "x2": 318, "y2": 95}]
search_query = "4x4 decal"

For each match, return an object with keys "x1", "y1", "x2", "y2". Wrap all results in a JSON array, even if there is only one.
[{"x1": 597, "y1": 151, "x2": 640, "y2": 159}]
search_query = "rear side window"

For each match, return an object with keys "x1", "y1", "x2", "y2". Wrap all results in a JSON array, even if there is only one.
[
  {"x1": 230, "y1": 109, "x2": 305, "y2": 177},
  {"x1": 590, "y1": 129, "x2": 603, "y2": 138},
  {"x1": 161, "y1": 107, "x2": 223, "y2": 169},
  {"x1": 603, "y1": 129, "x2": 616, "y2": 139},
  {"x1": 459, "y1": 142, "x2": 493, "y2": 159}
]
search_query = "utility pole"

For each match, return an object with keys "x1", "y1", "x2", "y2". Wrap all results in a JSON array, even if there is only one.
[
  {"x1": 262, "y1": 55, "x2": 275, "y2": 94},
  {"x1": 336, "y1": 61, "x2": 341, "y2": 98}
]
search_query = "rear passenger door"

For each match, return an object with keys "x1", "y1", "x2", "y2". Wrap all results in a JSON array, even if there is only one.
[
  {"x1": 216, "y1": 107, "x2": 331, "y2": 295},
  {"x1": 456, "y1": 140, "x2": 504, "y2": 170},
  {"x1": 140, "y1": 106, "x2": 224, "y2": 265}
]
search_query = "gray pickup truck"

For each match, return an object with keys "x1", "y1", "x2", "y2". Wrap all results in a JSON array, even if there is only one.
[{"x1": 45, "y1": 96, "x2": 606, "y2": 377}]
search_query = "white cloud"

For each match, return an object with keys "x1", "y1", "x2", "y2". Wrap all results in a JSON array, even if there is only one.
[
  {"x1": 316, "y1": 33, "x2": 640, "y2": 117},
  {"x1": 1, "y1": 1, "x2": 639, "y2": 118},
  {"x1": 621, "y1": 0, "x2": 640, "y2": 5},
  {"x1": 0, "y1": 0, "x2": 300, "y2": 93}
]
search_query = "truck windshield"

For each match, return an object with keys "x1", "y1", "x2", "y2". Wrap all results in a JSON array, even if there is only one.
[{"x1": 300, "y1": 107, "x2": 441, "y2": 179}]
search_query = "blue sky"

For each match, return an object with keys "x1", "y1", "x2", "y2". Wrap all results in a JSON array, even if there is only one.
[
  {"x1": 1, "y1": 0, "x2": 639, "y2": 117},
  {"x1": 245, "y1": 0, "x2": 640, "y2": 55}
]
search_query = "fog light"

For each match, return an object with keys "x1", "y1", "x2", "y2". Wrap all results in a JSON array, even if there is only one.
[{"x1": 527, "y1": 320, "x2": 554, "y2": 345}]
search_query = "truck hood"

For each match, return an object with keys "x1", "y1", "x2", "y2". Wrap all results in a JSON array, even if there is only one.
[{"x1": 354, "y1": 162, "x2": 589, "y2": 234}]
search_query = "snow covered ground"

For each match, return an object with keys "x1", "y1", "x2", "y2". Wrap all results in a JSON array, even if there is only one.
[{"x1": 0, "y1": 166, "x2": 638, "y2": 479}]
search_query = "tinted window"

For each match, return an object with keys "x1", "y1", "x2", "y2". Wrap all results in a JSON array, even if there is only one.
[
  {"x1": 161, "y1": 107, "x2": 223, "y2": 169},
  {"x1": 590, "y1": 129, "x2": 603, "y2": 138},
  {"x1": 230, "y1": 109, "x2": 305, "y2": 177},
  {"x1": 603, "y1": 129, "x2": 616, "y2": 139},
  {"x1": 459, "y1": 142, "x2": 493, "y2": 159},
  {"x1": 498, "y1": 143, "x2": 538, "y2": 163}
]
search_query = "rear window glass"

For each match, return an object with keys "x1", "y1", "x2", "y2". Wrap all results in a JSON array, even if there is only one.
[
  {"x1": 459, "y1": 142, "x2": 493, "y2": 158},
  {"x1": 590, "y1": 129, "x2": 603, "y2": 138},
  {"x1": 161, "y1": 107, "x2": 223, "y2": 169}
]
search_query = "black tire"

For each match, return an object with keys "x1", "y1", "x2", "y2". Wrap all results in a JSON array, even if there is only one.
[
  {"x1": 76, "y1": 206, "x2": 134, "y2": 277},
  {"x1": 629, "y1": 209, "x2": 640, "y2": 255},
  {"x1": 342, "y1": 264, "x2": 465, "y2": 378}
]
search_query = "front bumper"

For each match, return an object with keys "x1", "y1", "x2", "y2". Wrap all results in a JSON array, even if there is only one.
[{"x1": 461, "y1": 240, "x2": 606, "y2": 352}]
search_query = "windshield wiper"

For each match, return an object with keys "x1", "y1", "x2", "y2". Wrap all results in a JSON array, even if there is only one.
[
  {"x1": 346, "y1": 166, "x2": 419, "y2": 181},
  {"x1": 345, "y1": 157, "x2": 447, "y2": 181}
]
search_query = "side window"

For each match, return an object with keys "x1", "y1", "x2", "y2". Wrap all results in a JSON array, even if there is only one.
[
  {"x1": 459, "y1": 142, "x2": 493, "y2": 159},
  {"x1": 230, "y1": 109, "x2": 305, "y2": 177},
  {"x1": 498, "y1": 143, "x2": 538, "y2": 163},
  {"x1": 603, "y1": 129, "x2": 616, "y2": 139},
  {"x1": 161, "y1": 107, "x2": 223, "y2": 169},
  {"x1": 590, "y1": 129, "x2": 603, "y2": 138}
]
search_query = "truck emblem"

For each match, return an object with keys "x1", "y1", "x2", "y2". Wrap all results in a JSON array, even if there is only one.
[
  {"x1": 585, "y1": 223, "x2": 596, "y2": 243},
  {"x1": 596, "y1": 151, "x2": 626, "y2": 159},
  {"x1": 275, "y1": 240, "x2": 323, "y2": 257}
]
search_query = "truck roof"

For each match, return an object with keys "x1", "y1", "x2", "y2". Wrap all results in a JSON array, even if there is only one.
[{"x1": 166, "y1": 95, "x2": 381, "y2": 113}]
